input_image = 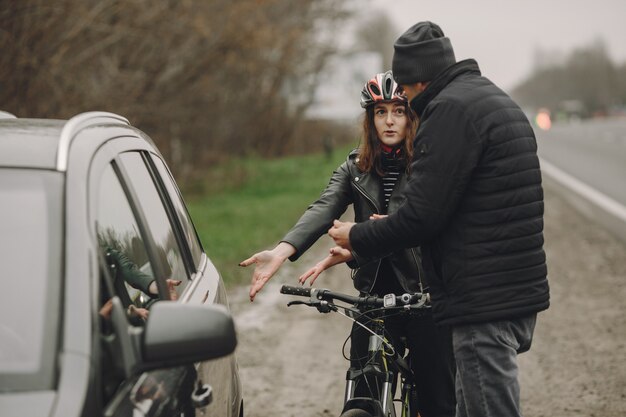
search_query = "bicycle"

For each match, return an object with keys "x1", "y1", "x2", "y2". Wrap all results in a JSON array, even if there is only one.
[{"x1": 280, "y1": 284, "x2": 431, "y2": 417}]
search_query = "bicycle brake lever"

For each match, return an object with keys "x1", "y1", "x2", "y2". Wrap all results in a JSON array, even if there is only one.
[
  {"x1": 287, "y1": 300, "x2": 313, "y2": 307},
  {"x1": 287, "y1": 299, "x2": 337, "y2": 313},
  {"x1": 315, "y1": 300, "x2": 338, "y2": 314}
]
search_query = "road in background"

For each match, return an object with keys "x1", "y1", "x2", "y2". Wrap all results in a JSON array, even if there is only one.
[
  {"x1": 536, "y1": 118, "x2": 626, "y2": 205},
  {"x1": 537, "y1": 118, "x2": 626, "y2": 243}
]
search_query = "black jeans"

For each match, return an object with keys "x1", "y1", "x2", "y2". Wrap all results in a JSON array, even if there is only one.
[{"x1": 350, "y1": 310, "x2": 456, "y2": 417}]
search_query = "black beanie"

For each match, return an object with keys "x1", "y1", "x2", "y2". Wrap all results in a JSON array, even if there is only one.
[{"x1": 392, "y1": 21, "x2": 456, "y2": 84}]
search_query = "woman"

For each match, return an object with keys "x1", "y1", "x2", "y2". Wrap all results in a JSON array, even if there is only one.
[{"x1": 240, "y1": 71, "x2": 455, "y2": 417}]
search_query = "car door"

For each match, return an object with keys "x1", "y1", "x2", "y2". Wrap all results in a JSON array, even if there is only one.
[
  {"x1": 92, "y1": 143, "x2": 194, "y2": 417},
  {"x1": 93, "y1": 135, "x2": 241, "y2": 417}
]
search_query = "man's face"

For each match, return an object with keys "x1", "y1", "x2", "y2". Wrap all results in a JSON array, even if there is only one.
[{"x1": 400, "y1": 83, "x2": 428, "y2": 101}]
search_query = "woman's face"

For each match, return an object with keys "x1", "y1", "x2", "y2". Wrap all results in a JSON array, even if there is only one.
[{"x1": 373, "y1": 101, "x2": 408, "y2": 148}]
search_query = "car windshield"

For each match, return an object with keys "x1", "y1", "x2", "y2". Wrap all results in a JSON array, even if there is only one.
[{"x1": 0, "y1": 169, "x2": 63, "y2": 391}]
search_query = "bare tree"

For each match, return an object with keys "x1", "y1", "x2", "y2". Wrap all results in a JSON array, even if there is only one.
[
  {"x1": 354, "y1": 11, "x2": 398, "y2": 70},
  {"x1": 0, "y1": 0, "x2": 353, "y2": 181}
]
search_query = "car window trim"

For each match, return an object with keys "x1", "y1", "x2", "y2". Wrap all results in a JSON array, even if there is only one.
[
  {"x1": 147, "y1": 153, "x2": 205, "y2": 255},
  {"x1": 141, "y1": 151, "x2": 197, "y2": 277}
]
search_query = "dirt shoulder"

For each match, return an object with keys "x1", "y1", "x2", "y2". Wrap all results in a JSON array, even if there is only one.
[
  {"x1": 518, "y1": 182, "x2": 626, "y2": 417},
  {"x1": 229, "y1": 185, "x2": 626, "y2": 417}
]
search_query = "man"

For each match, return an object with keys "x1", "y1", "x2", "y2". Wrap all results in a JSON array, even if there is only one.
[{"x1": 329, "y1": 21, "x2": 549, "y2": 417}]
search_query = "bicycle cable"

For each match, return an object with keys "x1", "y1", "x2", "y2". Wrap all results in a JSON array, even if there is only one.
[{"x1": 333, "y1": 302, "x2": 396, "y2": 357}]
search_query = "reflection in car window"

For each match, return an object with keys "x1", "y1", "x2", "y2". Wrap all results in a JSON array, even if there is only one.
[
  {"x1": 118, "y1": 152, "x2": 189, "y2": 297},
  {"x1": 96, "y1": 165, "x2": 158, "y2": 325},
  {"x1": 96, "y1": 164, "x2": 165, "y2": 403},
  {"x1": 151, "y1": 155, "x2": 203, "y2": 267}
]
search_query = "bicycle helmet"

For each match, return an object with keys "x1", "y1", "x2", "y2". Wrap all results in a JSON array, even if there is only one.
[{"x1": 360, "y1": 70, "x2": 406, "y2": 109}]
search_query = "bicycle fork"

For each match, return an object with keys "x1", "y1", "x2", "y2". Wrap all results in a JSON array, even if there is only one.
[{"x1": 342, "y1": 327, "x2": 396, "y2": 417}]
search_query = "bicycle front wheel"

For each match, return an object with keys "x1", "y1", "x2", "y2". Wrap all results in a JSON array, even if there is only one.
[{"x1": 339, "y1": 409, "x2": 375, "y2": 417}]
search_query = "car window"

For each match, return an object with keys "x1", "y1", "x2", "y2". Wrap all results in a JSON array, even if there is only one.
[
  {"x1": 95, "y1": 165, "x2": 160, "y2": 321},
  {"x1": 96, "y1": 161, "x2": 193, "y2": 408},
  {"x1": 150, "y1": 154, "x2": 203, "y2": 268},
  {"x1": 95, "y1": 163, "x2": 170, "y2": 405},
  {"x1": 0, "y1": 170, "x2": 62, "y2": 391},
  {"x1": 118, "y1": 152, "x2": 189, "y2": 297}
]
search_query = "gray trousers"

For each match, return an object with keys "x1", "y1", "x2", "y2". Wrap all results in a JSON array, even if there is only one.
[{"x1": 452, "y1": 314, "x2": 537, "y2": 417}]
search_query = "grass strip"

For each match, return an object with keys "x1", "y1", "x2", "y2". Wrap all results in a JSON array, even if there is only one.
[{"x1": 186, "y1": 145, "x2": 353, "y2": 286}]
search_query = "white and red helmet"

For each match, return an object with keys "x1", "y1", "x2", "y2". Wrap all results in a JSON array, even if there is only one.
[{"x1": 360, "y1": 70, "x2": 406, "y2": 109}]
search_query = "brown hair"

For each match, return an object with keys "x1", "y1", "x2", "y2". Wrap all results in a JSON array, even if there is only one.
[{"x1": 356, "y1": 102, "x2": 418, "y2": 176}]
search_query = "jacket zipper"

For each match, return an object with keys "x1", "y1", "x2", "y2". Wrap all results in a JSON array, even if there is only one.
[
  {"x1": 353, "y1": 180, "x2": 381, "y2": 214},
  {"x1": 353, "y1": 177, "x2": 423, "y2": 295},
  {"x1": 353, "y1": 178, "x2": 384, "y2": 295}
]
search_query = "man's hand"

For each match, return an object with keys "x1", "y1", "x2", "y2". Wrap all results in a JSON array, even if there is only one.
[
  {"x1": 328, "y1": 220, "x2": 355, "y2": 250},
  {"x1": 240, "y1": 242, "x2": 296, "y2": 301},
  {"x1": 298, "y1": 246, "x2": 353, "y2": 286}
]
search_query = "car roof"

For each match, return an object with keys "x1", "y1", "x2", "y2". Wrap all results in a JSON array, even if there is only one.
[
  {"x1": 0, "y1": 112, "x2": 131, "y2": 170},
  {"x1": 0, "y1": 118, "x2": 65, "y2": 169}
]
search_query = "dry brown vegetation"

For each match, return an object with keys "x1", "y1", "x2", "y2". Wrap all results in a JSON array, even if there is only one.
[{"x1": 0, "y1": 0, "x2": 356, "y2": 181}]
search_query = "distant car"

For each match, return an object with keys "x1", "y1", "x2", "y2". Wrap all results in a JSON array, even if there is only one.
[{"x1": 0, "y1": 112, "x2": 243, "y2": 417}]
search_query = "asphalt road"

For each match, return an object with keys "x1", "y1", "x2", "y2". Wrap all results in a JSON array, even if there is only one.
[{"x1": 536, "y1": 118, "x2": 626, "y2": 205}]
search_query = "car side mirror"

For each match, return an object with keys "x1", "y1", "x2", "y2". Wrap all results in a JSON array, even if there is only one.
[{"x1": 140, "y1": 302, "x2": 237, "y2": 372}]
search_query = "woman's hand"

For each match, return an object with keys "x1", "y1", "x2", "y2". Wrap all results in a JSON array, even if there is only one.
[
  {"x1": 298, "y1": 246, "x2": 353, "y2": 286},
  {"x1": 240, "y1": 242, "x2": 296, "y2": 301},
  {"x1": 165, "y1": 279, "x2": 182, "y2": 301},
  {"x1": 147, "y1": 278, "x2": 181, "y2": 300},
  {"x1": 128, "y1": 305, "x2": 150, "y2": 321}
]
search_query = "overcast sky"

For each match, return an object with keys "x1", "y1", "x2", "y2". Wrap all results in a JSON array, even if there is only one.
[{"x1": 368, "y1": 0, "x2": 626, "y2": 91}]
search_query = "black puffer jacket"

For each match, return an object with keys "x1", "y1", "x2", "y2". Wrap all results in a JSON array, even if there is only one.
[
  {"x1": 350, "y1": 59, "x2": 550, "y2": 325},
  {"x1": 281, "y1": 150, "x2": 423, "y2": 294}
]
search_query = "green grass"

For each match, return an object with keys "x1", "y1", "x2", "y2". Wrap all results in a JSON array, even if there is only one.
[{"x1": 186, "y1": 145, "x2": 353, "y2": 286}]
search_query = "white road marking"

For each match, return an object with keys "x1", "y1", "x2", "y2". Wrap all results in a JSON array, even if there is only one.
[{"x1": 540, "y1": 158, "x2": 626, "y2": 223}]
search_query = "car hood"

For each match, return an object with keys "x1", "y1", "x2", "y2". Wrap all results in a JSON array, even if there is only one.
[{"x1": 0, "y1": 391, "x2": 56, "y2": 417}]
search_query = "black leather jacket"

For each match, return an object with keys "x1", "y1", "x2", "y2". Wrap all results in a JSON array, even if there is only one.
[{"x1": 281, "y1": 149, "x2": 424, "y2": 294}]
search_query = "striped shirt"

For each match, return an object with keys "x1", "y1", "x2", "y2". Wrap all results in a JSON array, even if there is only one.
[
  {"x1": 380, "y1": 147, "x2": 404, "y2": 211},
  {"x1": 382, "y1": 170, "x2": 400, "y2": 209}
]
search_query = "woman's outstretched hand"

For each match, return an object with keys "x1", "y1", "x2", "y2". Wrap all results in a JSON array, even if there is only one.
[
  {"x1": 298, "y1": 246, "x2": 353, "y2": 286},
  {"x1": 240, "y1": 242, "x2": 296, "y2": 301}
]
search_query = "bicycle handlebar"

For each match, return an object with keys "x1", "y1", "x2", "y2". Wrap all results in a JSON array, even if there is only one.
[{"x1": 280, "y1": 284, "x2": 429, "y2": 309}]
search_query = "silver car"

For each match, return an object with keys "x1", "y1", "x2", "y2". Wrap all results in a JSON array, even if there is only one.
[{"x1": 0, "y1": 111, "x2": 244, "y2": 417}]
